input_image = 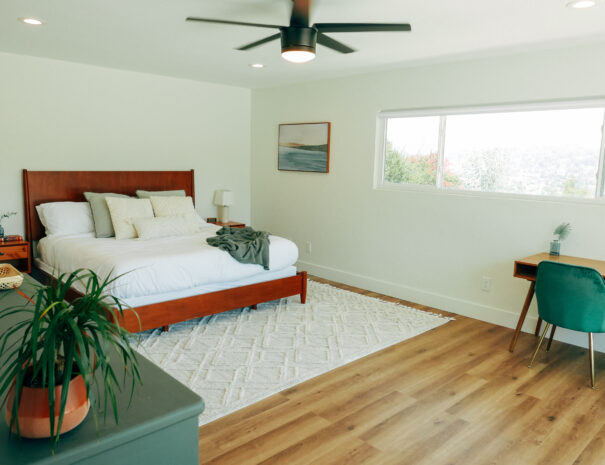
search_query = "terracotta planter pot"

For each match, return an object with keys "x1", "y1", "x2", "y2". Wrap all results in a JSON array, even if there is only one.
[{"x1": 5, "y1": 374, "x2": 90, "y2": 438}]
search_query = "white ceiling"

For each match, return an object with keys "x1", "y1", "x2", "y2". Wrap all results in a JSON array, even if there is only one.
[{"x1": 1, "y1": 0, "x2": 605, "y2": 88}]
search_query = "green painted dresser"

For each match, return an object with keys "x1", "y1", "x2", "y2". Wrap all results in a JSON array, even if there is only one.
[{"x1": 0, "y1": 274, "x2": 205, "y2": 465}]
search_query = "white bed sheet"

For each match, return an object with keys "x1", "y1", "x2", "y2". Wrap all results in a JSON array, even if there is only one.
[{"x1": 37, "y1": 224, "x2": 299, "y2": 303}]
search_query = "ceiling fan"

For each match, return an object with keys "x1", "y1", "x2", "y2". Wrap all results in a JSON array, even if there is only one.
[{"x1": 186, "y1": 0, "x2": 411, "y2": 63}]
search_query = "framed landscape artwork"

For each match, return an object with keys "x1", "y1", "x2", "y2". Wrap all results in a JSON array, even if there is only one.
[{"x1": 278, "y1": 122, "x2": 331, "y2": 173}]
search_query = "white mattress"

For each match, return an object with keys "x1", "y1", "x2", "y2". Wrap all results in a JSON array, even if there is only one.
[{"x1": 37, "y1": 224, "x2": 299, "y2": 307}]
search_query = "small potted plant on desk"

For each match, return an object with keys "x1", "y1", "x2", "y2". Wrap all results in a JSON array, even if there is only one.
[
  {"x1": 0, "y1": 269, "x2": 141, "y2": 449},
  {"x1": 549, "y1": 222, "x2": 572, "y2": 256}
]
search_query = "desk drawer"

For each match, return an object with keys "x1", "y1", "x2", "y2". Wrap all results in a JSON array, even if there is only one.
[{"x1": 0, "y1": 245, "x2": 28, "y2": 260}]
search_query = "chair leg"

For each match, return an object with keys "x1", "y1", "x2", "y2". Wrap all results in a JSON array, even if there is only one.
[
  {"x1": 535, "y1": 317, "x2": 543, "y2": 337},
  {"x1": 528, "y1": 323, "x2": 551, "y2": 368},
  {"x1": 589, "y1": 332, "x2": 596, "y2": 389},
  {"x1": 546, "y1": 325, "x2": 557, "y2": 352}
]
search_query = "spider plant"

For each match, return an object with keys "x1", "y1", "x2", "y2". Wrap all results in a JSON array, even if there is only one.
[{"x1": 0, "y1": 269, "x2": 141, "y2": 448}]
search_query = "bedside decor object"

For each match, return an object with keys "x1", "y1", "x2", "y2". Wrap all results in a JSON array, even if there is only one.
[
  {"x1": 278, "y1": 122, "x2": 330, "y2": 173},
  {"x1": 549, "y1": 222, "x2": 572, "y2": 256},
  {"x1": 0, "y1": 264, "x2": 23, "y2": 290},
  {"x1": 213, "y1": 190, "x2": 234, "y2": 223},
  {"x1": 0, "y1": 269, "x2": 141, "y2": 448},
  {"x1": 0, "y1": 235, "x2": 23, "y2": 243},
  {"x1": 0, "y1": 211, "x2": 16, "y2": 238}
]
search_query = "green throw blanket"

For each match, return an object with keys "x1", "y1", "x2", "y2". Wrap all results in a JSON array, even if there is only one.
[{"x1": 206, "y1": 226, "x2": 270, "y2": 270}]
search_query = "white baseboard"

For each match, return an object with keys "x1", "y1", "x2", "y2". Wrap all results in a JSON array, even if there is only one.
[{"x1": 298, "y1": 260, "x2": 604, "y2": 352}]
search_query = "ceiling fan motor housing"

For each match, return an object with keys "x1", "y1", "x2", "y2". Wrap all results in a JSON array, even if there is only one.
[{"x1": 280, "y1": 26, "x2": 317, "y2": 53}]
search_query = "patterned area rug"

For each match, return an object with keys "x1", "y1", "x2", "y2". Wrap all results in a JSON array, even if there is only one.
[{"x1": 132, "y1": 281, "x2": 451, "y2": 426}]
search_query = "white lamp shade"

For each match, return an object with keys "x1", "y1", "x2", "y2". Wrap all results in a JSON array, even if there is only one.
[{"x1": 213, "y1": 190, "x2": 234, "y2": 206}]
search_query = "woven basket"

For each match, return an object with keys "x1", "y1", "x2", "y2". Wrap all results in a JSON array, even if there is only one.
[{"x1": 0, "y1": 264, "x2": 23, "y2": 290}]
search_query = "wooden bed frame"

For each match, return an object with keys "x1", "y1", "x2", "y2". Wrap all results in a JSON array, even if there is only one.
[{"x1": 23, "y1": 169, "x2": 307, "y2": 333}]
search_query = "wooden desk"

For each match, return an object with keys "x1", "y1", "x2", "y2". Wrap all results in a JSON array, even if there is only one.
[{"x1": 509, "y1": 252, "x2": 605, "y2": 352}]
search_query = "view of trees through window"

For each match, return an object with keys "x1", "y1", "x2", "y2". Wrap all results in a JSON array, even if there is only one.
[{"x1": 382, "y1": 106, "x2": 605, "y2": 199}]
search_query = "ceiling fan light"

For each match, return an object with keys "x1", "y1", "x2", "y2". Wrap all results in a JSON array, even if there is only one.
[{"x1": 281, "y1": 49, "x2": 316, "y2": 63}]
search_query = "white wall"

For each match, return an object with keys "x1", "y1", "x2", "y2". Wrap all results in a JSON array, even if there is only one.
[
  {"x1": 251, "y1": 42, "x2": 605, "y2": 350},
  {"x1": 0, "y1": 51, "x2": 251, "y2": 234}
]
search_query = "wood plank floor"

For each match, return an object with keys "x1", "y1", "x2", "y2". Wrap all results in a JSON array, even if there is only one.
[{"x1": 198, "y1": 276, "x2": 605, "y2": 465}]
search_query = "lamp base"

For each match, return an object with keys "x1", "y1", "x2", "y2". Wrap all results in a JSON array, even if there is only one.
[{"x1": 218, "y1": 206, "x2": 229, "y2": 223}]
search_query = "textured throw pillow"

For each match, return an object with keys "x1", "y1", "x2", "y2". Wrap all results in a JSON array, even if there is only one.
[
  {"x1": 133, "y1": 216, "x2": 200, "y2": 240},
  {"x1": 84, "y1": 192, "x2": 130, "y2": 238},
  {"x1": 149, "y1": 196, "x2": 196, "y2": 218},
  {"x1": 105, "y1": 197, "x2": 154, "y2": 240},
  {"x1": 36, "y1": 202, "x2": 94, "y2": 236},
  {"x1": 136, "y1": 189, "x2": 186, "y2": 199}
]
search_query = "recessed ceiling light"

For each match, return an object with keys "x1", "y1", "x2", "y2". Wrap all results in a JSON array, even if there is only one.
[
  {"x1": 249, "y1": 63, "x2": 265, "y2": 69},
  {"x1": 566, "y1": 0, "x2": 597, "y2": 8},
  {"x1": 20, "y1": 17, "x2": 44, "y2": 25}
]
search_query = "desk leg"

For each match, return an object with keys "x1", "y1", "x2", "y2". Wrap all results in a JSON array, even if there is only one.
[{"x1": 509, "y1": 281, "x2": 536, "y2": 352}]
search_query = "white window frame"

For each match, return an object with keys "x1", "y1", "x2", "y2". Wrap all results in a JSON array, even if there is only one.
[{"x1": 375, "y1": 99, "x2": 605, "y2": 203}]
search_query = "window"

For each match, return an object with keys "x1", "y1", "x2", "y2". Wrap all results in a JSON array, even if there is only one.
[{"x1": 377, "y1": 102, "x2": 605, "y2": 199}]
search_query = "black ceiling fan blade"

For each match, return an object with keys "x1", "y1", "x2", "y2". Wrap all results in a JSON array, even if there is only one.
[
  {"x1": 290, "y1": 0, "x2": 310, "y2": 27},
  {"x1": 236, "y1": 33, "x2": 282, "y2": 51},
  {"x1": 316, "y1": 33, "x2": 355, "y2": 54},
  {"x1": 186, "y1": 17, "x2": 282, "y2": 29},
  {"x1": 313, "y1": 23, "x2": 411, "y2": 33}
]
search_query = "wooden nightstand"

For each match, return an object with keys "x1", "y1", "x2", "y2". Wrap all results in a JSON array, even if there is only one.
[
  {"x1": 216, "y1": 221, "x2": 246, "y2": 229},
  {"x1": 207, "y1": 219, "x2": 246, "y2": 229},
  {"x1": 0, "y1": 240, "x2": 31, "y2": 273}
]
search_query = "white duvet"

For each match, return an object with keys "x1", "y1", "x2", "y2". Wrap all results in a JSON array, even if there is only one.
[{"x1": 37, "y1": 225, "x2": 298, "y2": 300}]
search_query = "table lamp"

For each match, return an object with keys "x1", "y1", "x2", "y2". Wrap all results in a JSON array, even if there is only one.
[{"x1": 213, "y1": 190, "x2": 234, "y2": 223}]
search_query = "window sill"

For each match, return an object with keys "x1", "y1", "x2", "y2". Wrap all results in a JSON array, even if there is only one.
[{"x1": 374, "y1": 182, "x2": 605, "y2": 206}]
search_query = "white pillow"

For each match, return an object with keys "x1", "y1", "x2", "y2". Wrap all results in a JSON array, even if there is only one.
[
  {"x1": 35, "y1": 205, "x2": 47, "y2": 229},
  {"x1": 133, "y1": 216, "x2": 200, "y2": 240},
  {"x1": 149, "y1": 196, "x2": 196, "y2": 218},
  {"x1": 105, "y1": 197, "x2": 154, "y2": 240},
  {"x1": 36, "y1": 202, "x2": 94, "y2": 236}
]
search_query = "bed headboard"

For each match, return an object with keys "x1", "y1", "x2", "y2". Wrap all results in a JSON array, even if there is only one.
[{"x1": 23, "y1": 169, "x2": 195, "y2": 243}]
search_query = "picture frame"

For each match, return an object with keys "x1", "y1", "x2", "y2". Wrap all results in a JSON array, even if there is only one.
[{"x1": 278, "y1": 122, "x2": 331, "y2": 173}]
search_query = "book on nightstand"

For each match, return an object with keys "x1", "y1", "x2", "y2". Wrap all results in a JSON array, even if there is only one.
[{"x1": 1, "y1": 235, "x2": 23, "y2": 243}]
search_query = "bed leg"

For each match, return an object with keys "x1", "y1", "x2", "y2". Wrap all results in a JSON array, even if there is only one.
[
  {"x1": 161, "y1": 325, "x2": 169, "y2": 332},
  {"x1": 300, "y1": 271, "x2": 307, "y2": 304}
]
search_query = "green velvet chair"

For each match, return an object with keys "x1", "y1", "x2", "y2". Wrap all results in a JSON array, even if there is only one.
[{"x1": 528, "y1": 261, "x2": 605, "y2": 388}]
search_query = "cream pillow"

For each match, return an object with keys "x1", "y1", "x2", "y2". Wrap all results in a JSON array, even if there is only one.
[
  {"x1": 149, "y1": 196, "x2": 196, "y2": 218},
  {"x1": 133, "y1": 216, "x2": 200, "y2": 240},
  {"x1": 148, "y1": 196, "x2": 209, "y2": 226},
  {"x1": 105, "y1": 197, "x2": 154, "y2": 240}
]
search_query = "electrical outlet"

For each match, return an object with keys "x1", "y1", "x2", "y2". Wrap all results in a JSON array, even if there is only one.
[
  {"x1": 306, "y1": 241, "x2": 312, "y2": 255},
  {"x1": 481, "y1": 277, "x2": 492, "y2": 292}
]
